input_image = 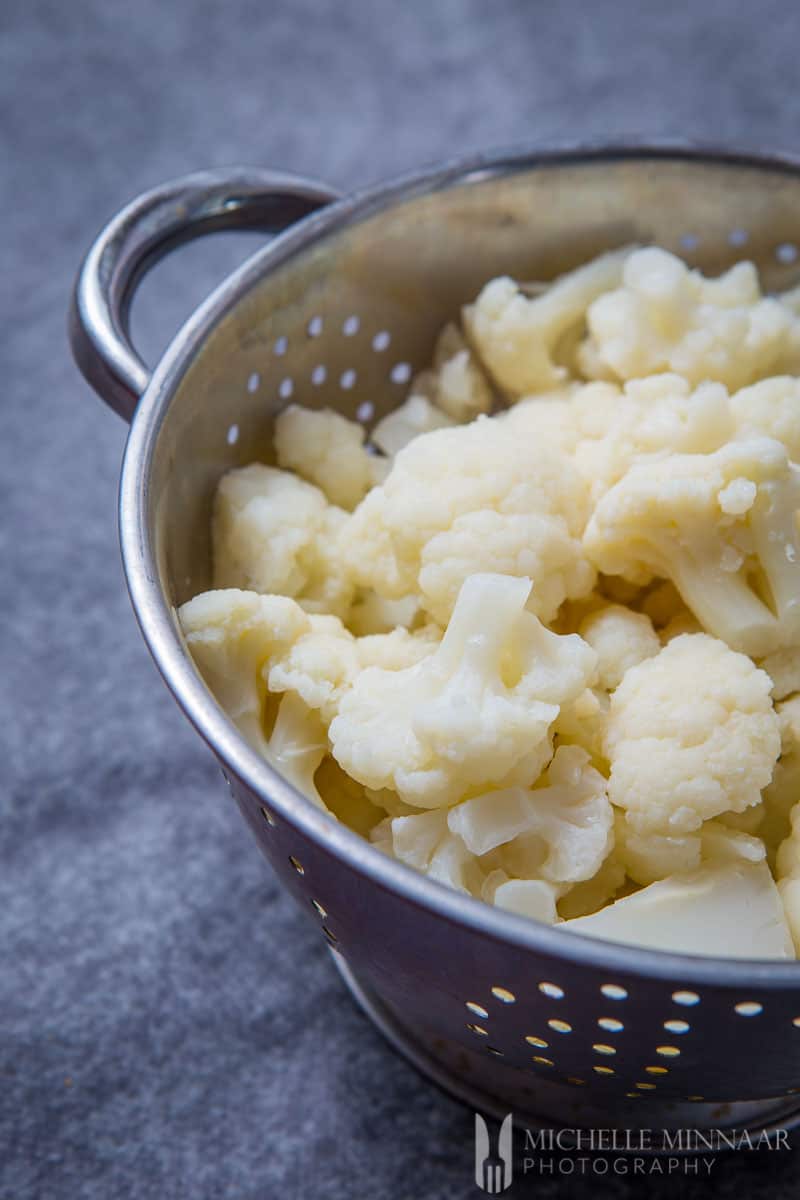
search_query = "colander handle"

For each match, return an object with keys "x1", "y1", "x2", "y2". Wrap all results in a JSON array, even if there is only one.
[{"x1": 69, "y1": 168, "x2": 340, "y2": 422}]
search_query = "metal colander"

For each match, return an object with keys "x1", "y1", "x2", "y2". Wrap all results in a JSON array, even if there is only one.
[{"x1": 71, "y1": 143, "x2": 800, "y2": 1138}]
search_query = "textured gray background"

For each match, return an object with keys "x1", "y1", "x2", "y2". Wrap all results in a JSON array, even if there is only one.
[{"x1": 4, "y1": 1, "x2": 800, "y2": 1196}]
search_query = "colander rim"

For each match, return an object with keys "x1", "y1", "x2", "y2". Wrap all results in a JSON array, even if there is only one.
[{"x1": 120, "y1": 138, "x2": 800, "y2": 987}]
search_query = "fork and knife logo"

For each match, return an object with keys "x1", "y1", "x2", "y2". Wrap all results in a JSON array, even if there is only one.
[{"x1": 475, "y1": 1113, "x2": 513, "y2": 1193}]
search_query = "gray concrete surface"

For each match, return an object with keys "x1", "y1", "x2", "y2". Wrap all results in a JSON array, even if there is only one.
[{"x1": 4, "y1": 1, "x2": 800, "y2": 1195}]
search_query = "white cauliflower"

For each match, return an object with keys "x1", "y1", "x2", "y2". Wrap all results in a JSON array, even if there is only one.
[
  {"x1": 485, "y1": 874, "x2": 562, "y2": 923},
  {"x1": 573, "y1": 374, "x2": 734, "y2": 503},
  {"x1": 578, "y1": 604, "x2": 659, "y2": 690},
  {"x1": 564, "y1": 861, "x2": 794, "y2": 959},
  {"x1": 614, "y1": 808, "x2": 766, "y2": 887},
  {"x1": 265, "y1": 693, "x2": 327, "y2": 806},
  {"x1": 266, "y1": 615, "x2": 437, "y2": 724},
  {"x1": 604, "y1": 634, "x2": 780, "y2": 835},
  {"x1": 411, "y1": 323, "x2": 493, "y2": 421},
  {"x1": 419, "y1": 509, "x2": 595, "y2": 626},
  {"x1": 266, "y1": 614, "x2": 360, "y2": 724},
  {"x1": 495, "y1": 388, "x2": 582, "y2": 454},
  {"x1": 448, "y1": 745, "x2": 614, "y2": 885},
  {"x1": 731, "y1": 376, "x2": 800, "y2": 461},
  {"x1": 212, "y1": 464, "x2": 353, "y2": 618},
  {"x1": 580, "y1": 247, "x2": 797, "y2": 389},
  {"x1": 387, "y1": 808, "x2": 485, "y2": 894},
  {"x1": 584, "y1": 438, "x2": 800, "y2": 657},
  {"x1": 328, "y1": 573, "x2": 597, "y2": 808},
  {"x1": 273, "y1": 404, "x2": 378, "y2": 509},
  {"x1": 342, "y1": 416, "x2": 592, "y2": 607},
  {"x1": 178, "y1": 589, "x2": 310, "y2": 753},
  {"x1": 370, "y1": 394, "x2": 455, "y2": 458},
  {"x1": 464, "y1": 249, "x2": 631, "y2": 395}
]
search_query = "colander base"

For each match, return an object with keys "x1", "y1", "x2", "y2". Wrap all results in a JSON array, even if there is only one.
[{"x1": 331, "y1": 952, "x2": 800, "y2": 1149}]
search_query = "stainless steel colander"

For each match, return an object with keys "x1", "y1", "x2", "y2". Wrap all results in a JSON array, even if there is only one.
[{"x1": 70, "y1": 143, "x2": 800, "y2": 1138}]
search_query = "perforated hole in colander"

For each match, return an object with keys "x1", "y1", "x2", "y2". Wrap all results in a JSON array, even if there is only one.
[{"x1": 466, "y1": 1001, "x2": 489, "y2": 1019}]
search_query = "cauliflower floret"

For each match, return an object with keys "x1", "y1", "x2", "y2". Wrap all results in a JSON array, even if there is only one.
[
  {"x1": 584, "y1": 438, "x2": 800, "y2": 657},
  {"x1": 604, "y1": 634, "x2": 780, "y2": 836},
  {"x1": 448, "y1": 745, "x2": 614, "y2": 886},
  {"x1": 342, "y1": 417, "x2": 592, "y2": 603},
  {"x1": 580, "y1": 248, "x2": 796, "y2": 389},
  {"x1": 464, "y1": 249, "x2": 631, "y2": 396},
  {"x1": 411, "y1": 323, "x2": 493, "y2": 421},
  {"x1": 578, "y1": 604, "x2": 659, "y2": 690},
  {"x1": 328, "y1": 573, "x2": 597, "y2": 808},
  {"x1": 267, "y1": 616, "x2": 437, "y2": 725},
  {"x1": 265, "y1": 693, "x2": 327, "y2": 806},
  {"x1": 483, "y1": 873, "x2": 562, "y2": 923},
  {"x1": 614, "y1": 808, "x2": 766, "y2": 887},
  {"x1": 267, "y1": 614, "x2": 359, "y2": 724},
  {"x1": 386, "y1": 808, "x2": 485, "y2": 894},
  {"x1": 273, "y1": 405, "x2": 379, "y2": 509},
  {"x1": 564, "y1": 861, "x2": 794, "y2": 959},
  {"x1": 573, "y1": 375, "x2": 734, "y2": 503},
  {"x1": 731, "y1": 376, "x2": 800, "y2": 461},
  {"x1": 178, "y1": 589, "x2": 310, "y2": 753},
  {"x1": 370, "y1": 395, "x2": 454, "y2": 458},
  {"x1": 419, "y1": 509, "x2": 595, "y2": 626},
  {"x1": 212, "y1": 464, "x2": 353, "y2": 618},
  {"x1": 495, "y1": 388, "x2": 582, "y2": 454}
]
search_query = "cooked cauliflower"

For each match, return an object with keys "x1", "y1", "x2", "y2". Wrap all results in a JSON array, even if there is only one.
[
  {"x1": 267, "y1": 614, "x2": 437, "y2": 724},
  {"x1": 731, "y1": 376, "x2": 800, "y2": 461},
  {"x1": 178, "y1": 589, "x2": 309, "y2": 753},
  {"x1": 448, "y1": 746, "x2": 613, "y2": 885},
  {"x1": 187, "y1": 244, "x2": 800, "y2": 958},
  {"x1": 273, "y1": 404, "x2": 378, "y2": 509},
  {"x1": 328, "y1": 573, "x2": 596, "y2": 808},
  {"x1": 212, "y1": 464, "x2": 353, "y2": 617},
  {"x1": 584, "y1": 438, "x2": 800, "y2": 657},
  {"x1": 604, "y1": 634, "x2": 780, "y2": 835},
  {"x1": 614, "y1": 808, "x2": 766, "y2": 887},
  {"x1": 580, "y1": 247, "x2": 797, "y2": 389},
  {"x1": 578, "y1": 604, "x2": 659, "y2": 690},
  {"x1": 495, "y1": 388, "x2": 582, "y2": 454},
  {"x1": 419, "y1": 509, "x2": 595, "y2": 626},
  {"x1": 411, "y1": 323, "x2": 494, "y2": 421},
  {"x1": 342, "y1": 417, "x2": 592, "y2": 607},
  {"x1": 573, "y1": 374, "x2": 734, "y2": 503},
  {"x1": 465, "y1": 249, "x2": 631, "y2": 396},
  {"x1": 265, "y1": 693, "x2": 327, "y2": 806}
]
